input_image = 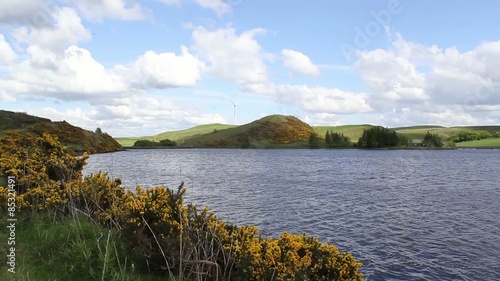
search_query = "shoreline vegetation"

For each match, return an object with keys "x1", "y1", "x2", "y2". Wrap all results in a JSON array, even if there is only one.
[
  {"x1": 1, "y1": 110, "x2": 499, "y2": 151},
  {"x1": 115, "y1": 114, "x2": 500, "y2": 150},
  {"x1": 0, "y1": 110, "x2": 123, "y2": 154},
  {"x1": 0, "y1": 133, "x2": 363, "y2": 280}
]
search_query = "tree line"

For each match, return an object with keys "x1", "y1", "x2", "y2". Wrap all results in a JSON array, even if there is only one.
[
  {"x1": 449, "y1": 130, "x2": 498, "y2": 143},
  {"x1": 133, "y1": 139, "x2": 177, "y2": 147},
  {"x1": 357, "y1": 126, "x2": 409, "y2": 148},
  {"x1": 325, "y1": 131, "x2": 351, "y2": 147}
]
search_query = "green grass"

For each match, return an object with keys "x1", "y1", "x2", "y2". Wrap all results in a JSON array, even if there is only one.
[
  {"x1": 394, "y1": 128, "x2": 460, "y2": 142},
  {"x1": 180, "y1": 122, "x2": 259, "y2": 146},
  {"x1": 179, "y1": 122, "x2": 256, "y2": 147},
  {"x1": 395, "y1": 126, "x2": 500, "y2": 143},
  {"x1": 114, "y1": 124, "x2": 237, "y2": 147},
  {"x1": 390, "y1": 125, "x2": 444, "y2": 130},
  {"x1": 0, "y1": 213, "x2": 176, "y2": 281},
  {"x1": 114, "y1": 137, "x2": 142, "y2": 147},
  {"x1": 455, "y1": 138, "x2": 500, "y2": 147},
  {"x1": 146, "y1": 124, "x2": 236, "y2": 143},
  {"x1": 313, "y1": 125, "x2": 374, "y2": 142}
]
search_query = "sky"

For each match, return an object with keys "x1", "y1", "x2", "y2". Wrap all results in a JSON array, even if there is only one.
[{"x1": 1, "y1": 0, "x2": 500, "y2": 137}]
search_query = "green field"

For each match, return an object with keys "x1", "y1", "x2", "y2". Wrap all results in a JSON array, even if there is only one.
[
  {"x1": 455, "y1": 138, "x2": 500, "y2": 147},
  {"x1": 313, "y1": 125, "x2": 374, "y2": 142},
  {"x1": 146, "y1": 123, "x2": 236, "y2": 143},
  {"x1": 394, "y1": 126, "x2": 500, "y2": 142},
  {"x1": 394, "y1": 127, "x2": 461, "y2": 142},
  {"x1": 114, "y1": 137, "x2": 141, "y2": 147},
  {"x1": 114, "y1": 124, "x2": 236, "y2": 147}
]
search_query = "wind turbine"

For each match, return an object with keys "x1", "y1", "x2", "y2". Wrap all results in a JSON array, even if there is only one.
[{"x1": 230, "y1": 99, "x2": 238, "y2": 125}]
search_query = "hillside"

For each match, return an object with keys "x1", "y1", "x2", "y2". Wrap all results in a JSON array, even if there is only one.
[
  {"x1": 313, "y1": 125, "x2": 374, "y2": 143},
  {"x1": 390, "y1": 125, "x2": 444, "y2": 131},
  {"x1": 394, "y1": 126, "x2": 500, "y2": 142},
  {"x1": 0, "y1": 110, "x2": 51, "y2": 132},
  {"x1": 0, "y1": 110, "x2": 122, "y2": 153},
  {"x1": 147, "y1": 123, "x2": 236, "y2": 142},
  {"x1": 113, "y1": 113, "x2": 500, "y2": 148},
  {"x1": 115, "y1": 124, "x2": 236, "y2": 147},
  {"x1": 181, "y1": 115, "x2": 317, "y2": 148}
]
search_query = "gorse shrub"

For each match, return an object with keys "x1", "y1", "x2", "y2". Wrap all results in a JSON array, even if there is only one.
[
  {"x1": 0, "y1": 132, "x2": 88, "y2": 212},
  {"x1": 0, "y1": 133, "x2": 364, "y2": 281}
]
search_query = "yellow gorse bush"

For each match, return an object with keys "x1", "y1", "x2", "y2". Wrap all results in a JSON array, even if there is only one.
[
  {"x1": 0, "y1": 132, "x2": 88, "y2": 211},
  {"x1": 0, "y1": 133, "x2": 363, "y2": 280}
]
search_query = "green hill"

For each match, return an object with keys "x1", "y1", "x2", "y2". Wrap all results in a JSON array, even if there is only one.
[
  {"x1": 390, "y1": 125, "x2": 444, "y2": 131},
  {"x1": 115, "y1": 124, "x2": 236, "y2": 147},
  {"x1": 395, "y1": 125, "x2": 500, "y2": 142},
  {"x1": 113, "y1": 113, "x2": 500, "y2": 149},
  {"x1": 0, "y1": 110, "x2": 51, "y2": 132},
  {"x1": 181, "y1": 115, "x2": 317, "y2": 148},
  {"x1": 313, "y1": 125, "x2": 374, "y2": 143},
  {"x1": 0, "y1": 110, "x2": 123, "y2": 153},
  {"x1": 455, "y1": 138, "x2": 500, "y2": 148},
  {"x1": 147, "y1": 123, "x2": 236, "y2": 142}
]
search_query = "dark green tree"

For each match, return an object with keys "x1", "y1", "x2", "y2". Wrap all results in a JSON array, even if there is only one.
[
  {"x1": 325, "y1": 131, "x2": 331, "y2": 146},
  {"x1": 133, "y1": 140, "x2": 159, "y2": 147},
  {"x1": 421, "y1": 131, "x2": 443, "y2": 147},
  {"x1": 159, "y1": 139, "x2": 177, "y2": 146},
  {"x1": 308, "y1": 133, "x2": 320, "y2": 148},
  {"x1": 329, "y1": 132, "x2": 351, "y2": 147},
  {"x1": 452, "y1": 130, "x2": 491, "y2": 143},
  {"x1": 358, "y1": 126, "x2": 403, "y2": 148}
]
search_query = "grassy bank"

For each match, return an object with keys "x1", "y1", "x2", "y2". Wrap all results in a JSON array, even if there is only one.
[
  {"x1": 455, "y1": 138, "x2": 500, "y2": 147},
  {"x1": 0, "y1": 213, "x2": 168, "y2": 281}
]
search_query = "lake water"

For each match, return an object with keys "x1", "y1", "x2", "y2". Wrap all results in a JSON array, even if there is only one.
[{"x1": 84, "y1": 148, "x2": 500, "y2": 280}]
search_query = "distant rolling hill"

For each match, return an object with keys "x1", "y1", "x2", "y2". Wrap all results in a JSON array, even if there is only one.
[
  {"x1": 115, "y1": 114, "x2": 500, "y2": 148},
  {"x1": 454, "y1": 138, "x2": 500, "y2": 148},
  {"x1": 0, "y1": 110, "x2": 123, "y2": 153},
  {"x1": 394, "y1": 126, "x2": 500, "y2": 142},
  {"x1": 390, "y1": 125, "x2": 445, "y2": 130},
  {"x1": 115, "y1": 124, "x2": 236, "y2": 147},
  {"x1": 180, "y1": 115, "x2": 317, "y2": 148},
  {"x1": 313, "y1": 125, "x2": 374, "y2": 143},
  {"x1": 147, "y1": 123, "x2": 237, "y2": 142}
]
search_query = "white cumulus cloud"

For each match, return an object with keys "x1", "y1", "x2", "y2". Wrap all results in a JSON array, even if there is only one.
[
  {"x1": 245, "y1": 83, "x2": 372, "y2": 114},
  {"x1": 124, "y1": 46, "x2": 204, "y2": 89},
  {"x1": 0, "y1": 0, "x2": 55, "y2": 26},
  {"x1": 192, "y1": 26, "x2": 268, "y2": 86},
  {"x1": 4, "y1": 45, "x2": 129, "y2": 101},
  {"x1": 0, "y1": 34, "x2": 17, "y2": 65},
  {"x1": 352, "y1": 34, "x2": 500, "y2": 126},
  {"x1": 281, "y1": 49, "x2": 321, "y2": 76},
  {"x1": 12, "y1": 7, "x2": 91, "y2": 54}
]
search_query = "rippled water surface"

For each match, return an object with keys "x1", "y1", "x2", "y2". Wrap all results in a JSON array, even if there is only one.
[{"x1": 84, "y1": 148, "x2": 500, "y2": 280}]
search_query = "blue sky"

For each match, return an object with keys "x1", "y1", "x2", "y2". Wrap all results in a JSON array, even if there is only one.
[{"x1": 1, "y1": 0, "x2": 499, "y2": 136}]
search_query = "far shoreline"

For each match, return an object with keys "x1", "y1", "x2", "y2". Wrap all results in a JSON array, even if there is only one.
[{"x1": 121, "y1": 146, "x2": 500, "y2": 150}]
